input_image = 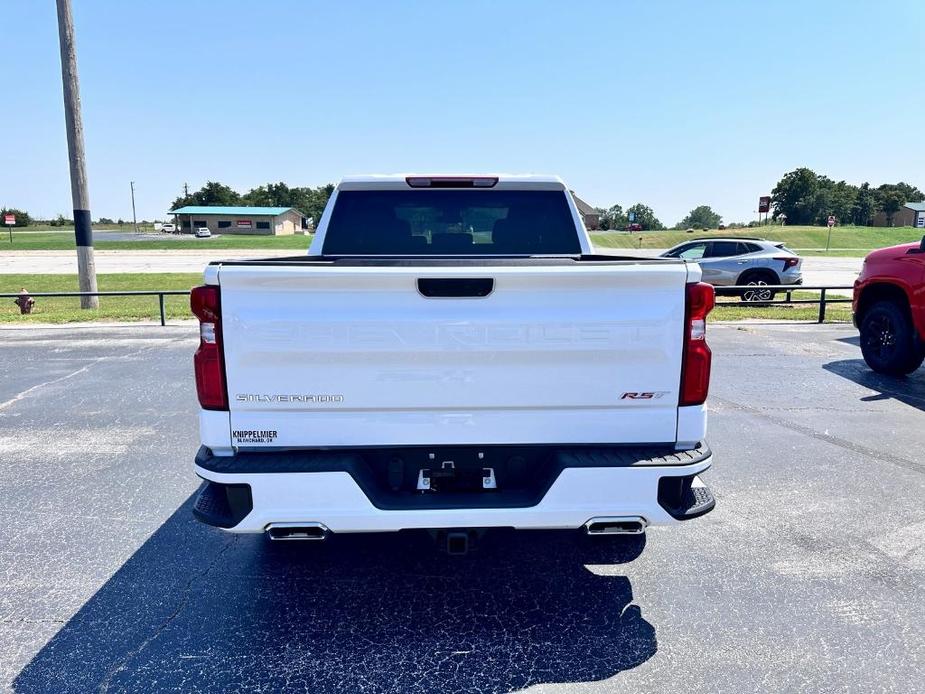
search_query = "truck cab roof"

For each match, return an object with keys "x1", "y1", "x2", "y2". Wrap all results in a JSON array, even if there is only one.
[
  {"x1": 336, "y1": 174, "x2": 567, "y2": 191},
  {"x1": 309, "y1": 174, "x2": 589, "y2": 256}
]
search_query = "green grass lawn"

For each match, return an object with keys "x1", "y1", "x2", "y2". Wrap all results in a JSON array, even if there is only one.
[
  {"x1": 0, "y1": 273, "x2": 201, "y2": 323},
  {"x1": 2, "y1": 230, "x2": 313, "y2": 250},
  {"x1": 713, "y1": 290, "x2": 852, "y2": 322},
  {"x1": 1, "y1": 274, "x2": 852, "y2": 324},
  {"x1": 590, "y1": 225, "x2": 921, "y2": 253}
]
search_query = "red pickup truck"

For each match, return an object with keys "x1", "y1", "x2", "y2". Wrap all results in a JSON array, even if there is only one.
[{"x1": 853, "y1": 236, "x2": 925, "y2": 375}]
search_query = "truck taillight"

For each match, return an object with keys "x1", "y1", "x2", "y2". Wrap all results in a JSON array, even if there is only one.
[
  {"x1": 191, "y1": 285, "x2": 228, "y2": 410},
  {"x1": 680, "y1": 282, "x2": 714, "y2": 406}
]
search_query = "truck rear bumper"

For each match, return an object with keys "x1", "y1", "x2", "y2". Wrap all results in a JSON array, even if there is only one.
[{"x1": 193, "y1": 444, "x2": 714, "y2": 533}]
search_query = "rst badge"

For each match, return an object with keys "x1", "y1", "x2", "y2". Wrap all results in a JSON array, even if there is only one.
[{"x1": 620, "y1": 391, "x2": 669, "y2": 400}]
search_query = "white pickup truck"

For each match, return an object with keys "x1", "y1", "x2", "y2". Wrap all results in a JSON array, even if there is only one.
[{"x1": 190, "y1": 175, "x2": 715, "y2": 554}]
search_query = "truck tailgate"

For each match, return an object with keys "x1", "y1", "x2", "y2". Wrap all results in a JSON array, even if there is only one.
[{"x1": 216, "y1": 262, "x2": 690, "y2": 448}]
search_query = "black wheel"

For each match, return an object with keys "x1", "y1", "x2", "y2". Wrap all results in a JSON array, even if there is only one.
[
  {"x1": 860, "y1": 300, "x2": 925, "y2": 376},
  {"x1": 738, "y1": 271, "x2": 777, "y2": 303}
]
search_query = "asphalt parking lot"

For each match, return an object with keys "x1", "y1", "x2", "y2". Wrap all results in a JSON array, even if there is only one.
[{"x1": 1, "y1": 322, "x2": 923, "y2": 693}]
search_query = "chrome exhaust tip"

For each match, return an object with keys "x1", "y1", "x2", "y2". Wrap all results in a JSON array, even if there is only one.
[
  {"x1": 584, "y1": 516, "x2": 647, "y2": 535},
  {"x1": 266, "y1": 522, "x2": 329, "y2": 541}
]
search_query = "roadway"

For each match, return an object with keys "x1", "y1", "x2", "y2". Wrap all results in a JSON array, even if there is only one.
[{"x1": 0, "y1": 248, "x2": 863, "y2": 289}]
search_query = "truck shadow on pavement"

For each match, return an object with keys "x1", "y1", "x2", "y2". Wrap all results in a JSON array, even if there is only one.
[
  {"x1": 824, "y1": 358, "x2": 925, "y2": 412},
  {"x1": 14, "y1": 497, "x2": 656, "y2": 693}
]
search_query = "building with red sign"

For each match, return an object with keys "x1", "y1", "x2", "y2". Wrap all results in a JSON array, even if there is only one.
[{"x1": 168, "y1": 206, "x2": 305, "y2": 235}]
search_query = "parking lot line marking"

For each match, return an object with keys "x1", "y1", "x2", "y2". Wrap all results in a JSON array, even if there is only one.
[{"x1": 0, "y1": 360, "x2": 100, "y2": 412}]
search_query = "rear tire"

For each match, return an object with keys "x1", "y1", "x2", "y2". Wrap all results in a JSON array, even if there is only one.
[
  {"x1": 860, "y1": 300, "x2": 924, "y2": 376},
  {"x1": 738, "y1": 270, "x2": 778, "y2": 303}
]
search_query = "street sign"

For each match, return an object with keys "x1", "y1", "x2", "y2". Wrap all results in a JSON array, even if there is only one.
[
  {"x1": 758, "y1": 196, "x2": 771, "y2": 214},
  {"x1": 825, "y1": 215, "x2": 836, "y2": 252},
  {"x1": 627, "y1": 211, "x2": 636, "y2": 222},
  {"x1": 3, "y1": 214, "x2": 14, "y2": 226}
]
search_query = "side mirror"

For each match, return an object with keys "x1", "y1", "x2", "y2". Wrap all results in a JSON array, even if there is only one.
[{"x1": 907, "y1": 235, "x2": 925, "y2": 254}]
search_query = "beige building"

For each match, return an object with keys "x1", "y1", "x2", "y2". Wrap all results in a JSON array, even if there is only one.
[
  {"x1": 169, "y1": 206, "x2": 305, "y2": 235},
  {"x1": 872, "y1": 201, "x2": 925, "y2": 228}
]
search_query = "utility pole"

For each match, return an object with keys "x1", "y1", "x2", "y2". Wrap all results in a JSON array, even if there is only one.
[
  {"x1": 130, "y1": 180, "x2": 138, "y2": 233},
  {"x1": 56, "y1": 0, "x2": 98, "y2": 309}
]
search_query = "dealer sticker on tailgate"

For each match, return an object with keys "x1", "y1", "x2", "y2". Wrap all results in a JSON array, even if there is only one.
[{"x1": 232, "y1": 430, "x2": 278, "y2": 445}]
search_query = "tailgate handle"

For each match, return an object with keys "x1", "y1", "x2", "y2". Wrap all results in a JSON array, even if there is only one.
[{"x1": 417, "y1": 278, "x2": 494, "y2": 298}]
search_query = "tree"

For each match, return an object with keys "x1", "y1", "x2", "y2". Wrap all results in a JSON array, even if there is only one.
[
  {"x1": 292, "y1": 184, "x2": 335, "y2": 226},
  {"x1": 878, "y1": 189, "x2": 905, "y2": 226},
  {"x1": 242, "y1": 181, "x2": 293, "y2": 207},
  {"x1": 771, "y1": 169, "x2": 863, "y2": 225},
  {"x1": 239, "y1": 182, "x2": 334, "y2": 226},
  {"x1": 879, "y1": 182, "x2": 924, "y2": 204},
  {"x1": 851, "y1": 183, "x2": 876, "y2": 226},
  {"x1": 771, "y1": 168, "x2": 825, "y2": 225},
  {"x1": 626, "y1": 203, "x2": 664, "y2": 230},
  {"x1": 0, "y1": 207, "x2": 32, "y2": 227},
  {"x1": 598, "y1": 204, "x2": 627, "y2": 231},
  {"x1": 171, "y1": 181, "x2": 241, "y2": 209},
  {"x1": 771, "y1": 169, "x2": 924, "y2": 226},
  {"x1": 679, "y1": 205, "x2": 722, "y2": 230},
  {"x1": 823, "y1": 179, "x2": 858, "y2": 226}
]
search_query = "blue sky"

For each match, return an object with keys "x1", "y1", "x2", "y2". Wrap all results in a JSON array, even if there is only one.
[{"x1": 2, "y1": 0, "x2": 923, "y2": 226}]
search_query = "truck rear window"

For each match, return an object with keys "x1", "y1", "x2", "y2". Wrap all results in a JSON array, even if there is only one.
[{"x1": 322, "y1": 190, "x2": 581, "y2": 255}]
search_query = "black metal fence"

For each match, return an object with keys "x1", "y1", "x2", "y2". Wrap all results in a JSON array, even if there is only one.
[
  {"x1": 0, "y1": 290, "x2": 190, "y2": 326},
  {"x1": 3, "y1": 284, "x2": 855, "y2": 326},
  {"x1": 716, "y1": 285, "x2": 853, "y2": 323}
]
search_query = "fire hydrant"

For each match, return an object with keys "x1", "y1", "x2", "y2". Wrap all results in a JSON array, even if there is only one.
[{"x1": 14, "y1": 288, "x2": 35, "y2": 315}]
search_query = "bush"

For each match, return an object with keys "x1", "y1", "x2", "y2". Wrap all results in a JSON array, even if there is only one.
[
  {"x1": 0, "y1": 207, "x2": 32, "y2": 227},
  {"x1": 48, "y1": 214, "x2": 74, "y2": 227}
]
